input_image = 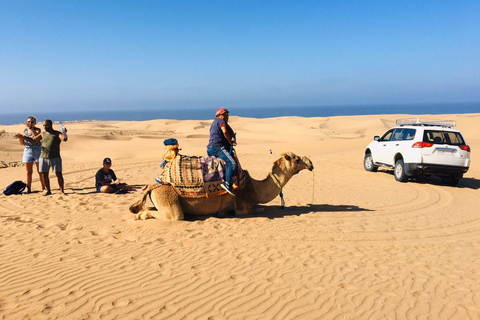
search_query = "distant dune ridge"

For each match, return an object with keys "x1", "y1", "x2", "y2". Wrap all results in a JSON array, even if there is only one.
[{"x1": 1, "y1": 114, "x2": 479, "y2": 319}]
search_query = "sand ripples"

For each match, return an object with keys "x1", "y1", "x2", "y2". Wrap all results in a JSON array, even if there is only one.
[
  {"x1": 2, "y1": 174, "x2": 480, "y2": 319},
  {"x1": 1, "y1": 114, "x2": 480, "y2": 319}
]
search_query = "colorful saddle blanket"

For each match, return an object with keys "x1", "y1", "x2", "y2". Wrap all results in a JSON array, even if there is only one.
[{"x1": 160, "y1": 154, "x2": 246, "y2": 198}]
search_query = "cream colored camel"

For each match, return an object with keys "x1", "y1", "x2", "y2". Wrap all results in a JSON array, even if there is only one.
[{"x1": 130, "y1": 152, "x2": 314, "y2": 220}]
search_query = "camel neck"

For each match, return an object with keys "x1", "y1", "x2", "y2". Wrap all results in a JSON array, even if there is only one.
[{"x1": 251, "y1": 172, "x2": 290, "y2": 204}]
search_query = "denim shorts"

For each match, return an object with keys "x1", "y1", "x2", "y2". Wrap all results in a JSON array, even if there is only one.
[
  {"x1": 96, "y1": 184, "x2": 118, "y2": 193},
  {"x1": 39, "y1": 158, "x2": 62, "y2": 173},
  {"x1": 22, "y1": 147, "x2": 41, "y2": 163}
]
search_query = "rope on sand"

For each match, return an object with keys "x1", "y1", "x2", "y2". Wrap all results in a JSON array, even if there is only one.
[{"x1": 311, "y1": 169, "x2": 315, "y2": 206}]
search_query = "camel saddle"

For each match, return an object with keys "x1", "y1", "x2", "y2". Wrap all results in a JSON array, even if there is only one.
[{"x1": 159, "y1": 154, "x2": 246, "y2": 198}]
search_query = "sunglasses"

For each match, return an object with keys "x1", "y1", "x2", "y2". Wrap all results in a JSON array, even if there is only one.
[{"x1": 26, "y1": 121, "x2": 35, "y2": 123}]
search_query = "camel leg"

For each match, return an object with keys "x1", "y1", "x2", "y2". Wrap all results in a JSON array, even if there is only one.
[
  {"x1": 130, "y1": 184, "x2": 161, "y2": 214},
  {"x1": 135, "y1": 207, "x2": 166, "y2": 220},
  {"x1": 129, "y1": 189, "x2": 150, "y2": 213},
  {"x1": 146, "y1": 185, "x2": 184, "y2": 220},
  {"x1": 234, "y1": 196, "x2": 256, "y2": 216}
]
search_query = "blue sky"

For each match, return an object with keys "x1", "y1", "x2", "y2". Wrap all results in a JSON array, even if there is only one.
[{"x1": 1, "y1": 0, "x2": 479, "y2": 113}]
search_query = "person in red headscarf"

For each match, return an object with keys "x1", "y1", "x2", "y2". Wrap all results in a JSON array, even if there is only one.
[{"x1": 206, "y1": 108, "x2": 237, "y2": 196}]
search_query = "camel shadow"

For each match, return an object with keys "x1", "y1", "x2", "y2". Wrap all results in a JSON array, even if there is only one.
[
  {"x1": 251, "y1": 204, "x2": 373, "y2": 219},
  {"x1": 184, "y1": 204, "x2": 373, "y2": 221}
]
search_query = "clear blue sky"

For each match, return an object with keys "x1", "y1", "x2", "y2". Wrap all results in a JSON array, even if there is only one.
[{"x1": 1, "y1": 0, "x2": 479, "y2": 113}]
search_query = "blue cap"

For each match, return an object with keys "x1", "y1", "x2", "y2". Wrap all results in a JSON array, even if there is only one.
[{"x1": 164, "y1": 138, "x2": 178, "y2": 146}]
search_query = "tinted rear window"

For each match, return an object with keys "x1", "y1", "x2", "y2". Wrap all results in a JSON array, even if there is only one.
[{"x1": 423, "y1": 130, "x2": 465, "y2": 145}]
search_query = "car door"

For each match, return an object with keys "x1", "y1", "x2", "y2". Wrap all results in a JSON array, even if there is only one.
[
  {"x1": 383, "y1": 128, "x2": 408, "y2": 166},
  {"x1": 375, "y1": 129, "x2": 395, "y2": 165}
]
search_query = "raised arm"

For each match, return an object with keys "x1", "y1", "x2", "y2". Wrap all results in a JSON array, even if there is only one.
[
  {"x1": 15, "y1": 132, "x2": 42, "y2": 143},
  {"x1": 17, "y1": 131, "x2": 25, "y2": 146},
  {"x1": 58, "y1": 129, "x2": 68, "y2": 142}
]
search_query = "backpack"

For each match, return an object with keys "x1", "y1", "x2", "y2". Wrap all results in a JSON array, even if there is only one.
[{"x1": 3, "y1": 181, "x2": 27, "y2": 196}]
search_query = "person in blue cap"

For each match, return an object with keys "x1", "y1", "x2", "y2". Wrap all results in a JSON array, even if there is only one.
[
  {"x1": 95, "y1": 158, "x2": 136, "y2": 193},
  {"x1": 206, "y1": 108, "x2": 237, "y2": 196}
]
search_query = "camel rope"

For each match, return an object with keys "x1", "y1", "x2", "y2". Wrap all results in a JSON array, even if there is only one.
[
  {"x1": 311, "y1": 169, "x2": 315, "y2": 206},
  {"x1": 271, "y1": 172, "x2": 285, "y2": 209}
]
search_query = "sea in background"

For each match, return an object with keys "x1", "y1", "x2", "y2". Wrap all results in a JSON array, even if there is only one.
[{"x1": 1, "y1": 102, "x2": 479, "y2": 125}]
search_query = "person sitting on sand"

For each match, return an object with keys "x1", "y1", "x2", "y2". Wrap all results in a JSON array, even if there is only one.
[
  {"x1": 16, "y1": 119, "x2": 68, "y2": 196},
  {"x1": 95, "y1": 158, "x2": 136, "y2": 193},
  {"x1": 207, "y1": 107, "x2": 237, "y2": 196},
  {"x1": 16, "y1": 116, "x2": 46, "y2": 193}
]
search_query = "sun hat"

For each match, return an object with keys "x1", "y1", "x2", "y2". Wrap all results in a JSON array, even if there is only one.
[
  {"x1": 215, "y1": 108, "x2": 229, "y2": 117},
  {"x1": 103, "y1": 157, "x2": 112, "y2": 164}
]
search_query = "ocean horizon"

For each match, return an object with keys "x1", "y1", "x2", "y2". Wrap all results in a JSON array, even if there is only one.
[{"x1": 1, "y1": 102, "x2": 479, "y2": 125}]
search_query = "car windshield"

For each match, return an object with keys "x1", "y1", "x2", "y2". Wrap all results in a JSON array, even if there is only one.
[{"x1": 423, "y1": 130, "x2": 465, "y2": 146}]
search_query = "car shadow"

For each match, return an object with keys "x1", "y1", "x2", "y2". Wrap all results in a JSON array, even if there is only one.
[
  {"x1": 379, "y1": 169, "x2": 480, "y2": 189},
  {"x1": 458, "y1": 178, "x2": 480, "y2": 189},
  {"x1": 184, "y1": 203, "x2": 373, "y2": 221}
]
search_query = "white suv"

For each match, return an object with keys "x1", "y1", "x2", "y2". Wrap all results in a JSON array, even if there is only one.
[{"x1": 364, "y1": 118, "x2": 471, "y2": 185}]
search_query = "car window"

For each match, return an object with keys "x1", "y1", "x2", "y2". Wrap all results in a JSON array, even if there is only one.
[
  {"x1": 380, "y1": 130, "x2": 394, "y2": 141},
  {"x1": 404, "y1": 129, "x2": 416, "y2": 140},
  {"x1": 390, "y1": 128, "x2": 416, "y2": 141},
  {"x1": 423, "y1": 130, "x2": 465, "y2": 145},
  {"x1": 391, "y1": 129, "x2": 404, "y2": 141},
  {"x1": 391, "y1": 129, "x2": 403, "y2": 141}
]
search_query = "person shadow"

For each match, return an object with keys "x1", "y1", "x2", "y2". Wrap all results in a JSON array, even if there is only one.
[{"x1": 69, "y1": 184, "x2": 146, "y2": 194}]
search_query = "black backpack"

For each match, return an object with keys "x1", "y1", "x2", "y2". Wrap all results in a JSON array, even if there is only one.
[{"x1": 3, "y1": 181, "x2": 27, "y2": 196}]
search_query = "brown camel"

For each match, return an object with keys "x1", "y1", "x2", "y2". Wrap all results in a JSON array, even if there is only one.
[{"x1": 129, "y1": 152, "x2": 314, "y2": 220}]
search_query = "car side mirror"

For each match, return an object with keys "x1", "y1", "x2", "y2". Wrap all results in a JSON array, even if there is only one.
[{"x1": 374, "y1": 136, "x2": 380, "y2": 141}]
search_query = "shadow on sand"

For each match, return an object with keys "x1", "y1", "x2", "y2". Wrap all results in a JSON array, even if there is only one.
[
  {"x1": 380, "y1": 169, "x2": 480, "y2": 190},
  {"x1": 68, "y1": 184, "x2": 146, "y2": 195},
  {"x1": 184, "y1": 203, "x2": 373, "y2": 221}
]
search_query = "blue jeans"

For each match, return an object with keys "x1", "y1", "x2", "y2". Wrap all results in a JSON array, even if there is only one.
[{"x1": 207, "y1": 146, "x2": 236, "y2": 185}]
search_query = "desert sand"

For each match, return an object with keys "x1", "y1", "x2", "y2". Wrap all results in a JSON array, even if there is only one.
[{"x1": 1, "y1": 113, "x2": 479, "y2": 319}]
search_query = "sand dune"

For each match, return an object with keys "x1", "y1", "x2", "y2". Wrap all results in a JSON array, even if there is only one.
[{"x1": 1, "y1": 114, "x2": 479, "y2": 319}]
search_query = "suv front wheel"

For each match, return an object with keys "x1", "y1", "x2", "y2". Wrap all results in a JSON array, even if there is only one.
[
  {"x1": 394, "y1": 159, "x2": 408, "y2": 182},
  {"x1": 364, "y1": 153, "x2": 378, "y2": 172}
]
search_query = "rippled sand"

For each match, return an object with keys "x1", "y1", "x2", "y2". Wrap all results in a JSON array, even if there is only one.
[{"x1": 1, "y1": 114, "x2": 479, "y2": 319}]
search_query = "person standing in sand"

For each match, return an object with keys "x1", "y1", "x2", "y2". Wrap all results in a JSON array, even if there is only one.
[
  {"x1": 16, "y1": 119, "x2": 68, "y2": 196},
  {"x1": 207, "y1": 107, "x2": 237, "y2": 196},
  {"x1": 16, "y1": 116, "x2": 45, "y2": 193},
  {"x1": 95, "y1": 158, "x2": 136, "y2": 193}
]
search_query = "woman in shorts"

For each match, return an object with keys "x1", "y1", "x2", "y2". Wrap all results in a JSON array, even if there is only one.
[{"x1": 18, "y1": 116, "x2": 45, "y2": 193}]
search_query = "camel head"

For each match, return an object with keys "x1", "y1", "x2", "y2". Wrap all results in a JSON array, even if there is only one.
[{"x1": 273, "y1": 152, "x2": 314, "y2": 176}]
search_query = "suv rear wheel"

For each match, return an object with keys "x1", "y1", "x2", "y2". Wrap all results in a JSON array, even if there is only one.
[
  {"x1": 364, "y1": 153, "x2": 378, "y2": 172},
  {"x1": 394, "y1": 159, "x2": 408, "y2": 182}
]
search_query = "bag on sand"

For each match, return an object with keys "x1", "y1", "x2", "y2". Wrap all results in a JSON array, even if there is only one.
[{"x1": 3, "y1": 181, "x2": 27, "y2": 196}]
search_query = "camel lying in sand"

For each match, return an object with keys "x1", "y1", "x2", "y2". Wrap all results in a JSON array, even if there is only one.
[{"x1": 130, "y1": 152, "x2": 314, "y2": 220}]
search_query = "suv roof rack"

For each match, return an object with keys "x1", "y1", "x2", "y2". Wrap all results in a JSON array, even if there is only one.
[{"x1": 395, "y1": 118, "x2": 456, "y2": 128}]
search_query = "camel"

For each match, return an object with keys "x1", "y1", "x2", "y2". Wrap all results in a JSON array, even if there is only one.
[{"x1": 129, "y1": 152, "x2": 314, "y2": 220}]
